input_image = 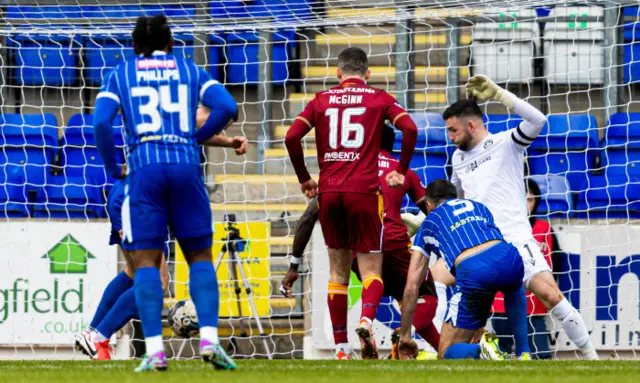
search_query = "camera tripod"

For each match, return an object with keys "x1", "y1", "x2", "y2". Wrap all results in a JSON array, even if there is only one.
[{"x1": 212, "y1": 222, "x2": 273, "y2": 360}]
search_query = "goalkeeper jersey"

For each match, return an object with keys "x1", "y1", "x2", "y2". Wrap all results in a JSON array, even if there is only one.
[{"x1": 450, "y1": 129, "x2": 535, "y2": 245}]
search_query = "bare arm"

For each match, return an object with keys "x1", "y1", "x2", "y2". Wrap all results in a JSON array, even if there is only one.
[
  {"x1": 415, "y1": 198, "x2": 428, "y2": 215},
  {"x1": 292, "y1": 196, "x2": 319, "y2": 260},
  {"x1": 280, "y1": 197, "x2": 319, "y2": 298},
  {"x1": 399, "y1": 250, "x2": 430, "y2": 343}
]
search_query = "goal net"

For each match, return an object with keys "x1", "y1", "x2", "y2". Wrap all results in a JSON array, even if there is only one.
[{"x1": 0, "y1": 0, "x2": 639, "y2": 361}]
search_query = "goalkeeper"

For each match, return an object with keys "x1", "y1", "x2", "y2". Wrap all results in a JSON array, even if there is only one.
[
  {"x1": 76, "y1": 106, "x2": 248, "y2": 361},
  {"x1": 281, "y1": 125, "x2": 440, "y2": 359},
  {"x1": 447, "y1": 75, "x2": 598, "y2": 360}
]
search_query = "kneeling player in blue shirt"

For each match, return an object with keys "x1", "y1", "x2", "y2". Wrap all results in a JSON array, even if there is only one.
[{"x1": 398, "y1": 180, "x2": 531, "y2": 360}]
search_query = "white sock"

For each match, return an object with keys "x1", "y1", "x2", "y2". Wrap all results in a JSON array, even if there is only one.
[
  {"x1": 336, "y1": 343, "x2": 351, "y2": 354},
  {"x1": 90, "y1": 329, "x2": 99, "y2": 339},
  {"x1": 93, "y1": 332, "x2": 108, "y2": 342},
  {"x1": 145, "y1": 335, "x2": 164, "y2": 355},
  {"x1": 200, "y1": 326, "x2": 219, "y2": 345},
  {"x1": 550, "y1": 298, "x2": 598, "y2": 360},
  {"x1": 433, "y1": 281, "x2": 448, "y2": 332}
]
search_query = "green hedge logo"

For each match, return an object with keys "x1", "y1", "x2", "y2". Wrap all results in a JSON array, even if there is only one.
[{"x1": 42, "y1": 235, "x2": 95, "y2": 274}]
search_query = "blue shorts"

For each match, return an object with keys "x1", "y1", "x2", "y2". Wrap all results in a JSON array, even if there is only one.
[
  {"x1": 108, "y1": 180, "x2": 172, "y2": 253},
  {"x1": 445, "y1": 241, "x2": 524, "y2": 331},
  {"x1": 122, "y1": 163, "x2": 213, "y2": 251}
]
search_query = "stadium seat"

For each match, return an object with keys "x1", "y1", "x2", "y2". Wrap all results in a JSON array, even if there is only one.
[
  {"x1": 575, "y1": 174, "x2": 640, "y2": 219},
  {"x1": 7, "y1": 33, "x2": 81, "y2": 86},
  {"x1": 5, "y1": 4, "x2": 195, "y2": 19},
  {"x1": 602, "y1": 112, "x2": 640, "y2": 179},
  {"x1": 393, "y1": 113, "x2": 450, "y2": 185},
  {"x1": 543, "y1": 7, "x2": 604, "y2": 85},
  {"x1": 527, "y1": 175, "x2": 573, "y2": 218},
  {"x1": 623, "y1": 7, "x2": 640, "y2": 83},
  {"x1": 0, "y1": 113, "x2": 59, "y2": 189},
  {"x1": 209, "y1": 34, "x2": 226, "y2": 82},
  {"x1": 84, "y1": 33, "x2": 195, "y2": 85},
  {"x1": 484, "y1": 114, "x2": 522, "y2": 134},
  {"x1": 225, "y1": 30, "x2": 296, "y2": 84},
  {"x1": 471, "y1": 9, "x2": 539, "y2": 83},
  {"x1": 528, "y1": 114, "x2": 599, "y2": 192},
  {"x1": 33, "y1": 175, "x2": 104, "y2": 219},
  {"x1": 62, "y1": 114, "x2": 125, "y2": 187},
  {"x1": 210, "y1": 0, "x2": 312, "y2": 22},
  {"x1": 84, "y1": 35, "x2": 137, "y2": 85},
  {"x1": 0, "y1": 168, "x2": 30, "y2": 218}
]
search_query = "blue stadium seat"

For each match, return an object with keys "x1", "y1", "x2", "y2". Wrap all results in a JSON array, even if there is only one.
[
  {"x1": 393, "y1": 113, "x2": 450, "y2": 186},
  {"x1": 84, "y1": 35, "x2": 137, "y2": 85},
  {"x1": 7, "y1": 33, "x2": 81, "y2": 86},
  {"x1": 602, "y1": 112, "x2": 640, "y2": 179},
  {"x1": 85, "y1": 33, "x2": 195, "y2": 85},
  {"x1": 527, "y1": 175, "x2": 573, "y2": 218},
  {"x1": 210, "y1": 1, "x2": 312, "y2": 22},
  {"x1": 623, "y1": 7, "x2": 640, "y2": 83},
  {"x1": 62, "y1": 114, "x2": 125, "y2": 187},
  {"x1": 0, "y1": 113, "x2": 59, "y2": 189},
  {"x1": 225, "y1": 30, "x2": 296, "y2": 84},
  {"x1": 6, "y1": 5, "x2": 195, "y2": 19},
  {"x1": 575, "y1": 174, "x2": 640, "y2": 219},
  {"x1": 528, "y1": 114, "x2": 599, "y2": 192},
  {"x1": 33, "y1": 175, "x2": 105, "y2": 219},
  {"x1": 209, "y1": 34, "x2": 226, "y2": 82},
  {"x1": 172, "y1": 34, "x2": 195, "y2": 61},
  {"x1": 0, "y1": 168, "x2": 30, "y2": 218},
  {"x1": 484, "y1": 114, "x2": 522, "y2": 134}
]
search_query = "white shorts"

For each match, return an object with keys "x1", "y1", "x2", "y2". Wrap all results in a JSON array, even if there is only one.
[{"x1": 511, "y1": 239, "x2": 551, "y2": 287}]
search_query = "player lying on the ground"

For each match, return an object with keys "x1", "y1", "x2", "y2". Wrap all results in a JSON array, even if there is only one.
[
  {"x1": 282, "y1": 125, "x2": 438, "y2": 360},
  {"x1": 77, "y1": 100, "x2": 248, "y2": 360},
  {"x1": 398, "y1": 180, "x2": 530, "y2": 361},
  {"x1": 447, "y1": 75, "x2": 598, "y2": 360},
  {"x1": 94, "y1": 15, "x2": 238, "y2": 372},
  {"x1": 285, "y1": 47, "x2": 417, "y2": 360}
]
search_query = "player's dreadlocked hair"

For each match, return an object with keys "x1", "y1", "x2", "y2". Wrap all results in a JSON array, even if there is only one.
[
  {"x1": 132, "y1": 15, "x2": 172, "y2": 58},
  {"x1": 442, "y1": 99, "x2": 483, "y2": 121},
  {"x1": 424, "y1": 179, "x2": 458, "y2": 206},
  {"x1": 337, "y1": 47, "x2": 369, "y2": 76},
  {"x1": 380, "y1": 123, "x2": 396, "y2": 152}
]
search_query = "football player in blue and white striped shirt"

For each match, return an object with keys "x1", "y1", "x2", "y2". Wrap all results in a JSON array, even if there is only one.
[
  {"x1": 397, "y1": 180, "x2": 530, "y2": 361},
  {"x1": 94, "y1": 15, "x2": 237, "y2": 372}
]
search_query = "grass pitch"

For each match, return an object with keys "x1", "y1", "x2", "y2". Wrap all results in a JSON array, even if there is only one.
[{"x1": 1, "y1": 360, "x2": 638, "y2": 383}]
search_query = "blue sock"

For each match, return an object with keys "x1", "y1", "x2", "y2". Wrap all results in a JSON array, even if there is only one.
[
  {"x1": 443, "y1": 343, "x2": 481, "y2": 359},
  {"x1": 96, "y1": 287, "x2": 138, "y2": 339},
  {"x1": 90, "y1": 271, "x2": 133, "y2": 329},
  {"x1": 504, "y1": 286, "x2": 531, "y2": 356},
  {"x1": 134, "y1": 267, "x2": 163, "y2": 338},
  {"x1": 189, "y1": 261, "x2": 219, "y2": 328}
]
